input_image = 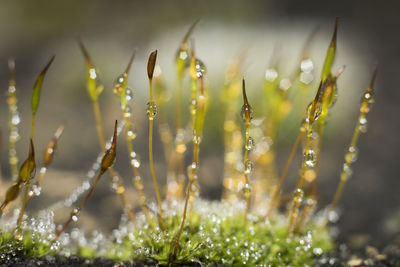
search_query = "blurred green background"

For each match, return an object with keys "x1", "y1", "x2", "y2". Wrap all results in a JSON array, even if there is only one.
[{"x1": 0, "y1": 0, "x2": 398, "y2": 249}]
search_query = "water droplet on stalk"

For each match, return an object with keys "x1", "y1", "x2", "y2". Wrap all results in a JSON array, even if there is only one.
[
  {"x1": 359, "y1": 117, "x2": 368, "y2": 133},
  {"x1": 307, "y1": 102, "x2": 322, "y2": 122},
  {"x1": 191, "y1": 58, "x2": 206, "y2": 79},
  {"x1": 146, "y1": 102, "x2": 158, "y2": 118},
  {"x1": 124, "y1": 106, "x2": 132, "y2": 118},
  {"x1": 246, "y1": 137, "x2": 255, "y2": 151},
  {"x1": 244, "y1": 160, "x2": 254, "y2": 174},
  {"x1": 304, "y1": 149, "x2": 316, "y2": 167},
  {"x1": 345, "y1": 146, "x2": 358, "y2": 163},
  {"x1": 240, "y1": 106, "x2": 254, "y2": 123},
  {"x1": 113, "y1": 74, "x2": 125, "y2": 95},
  {"x1": 125, "y1": 88, "x2": 133, "y2": 101}
]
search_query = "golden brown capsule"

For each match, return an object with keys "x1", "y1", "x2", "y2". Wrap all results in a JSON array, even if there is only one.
[
  {"x1": 5, "y1": 182, "x2": 21, "y2": 203},
  {"x1": 18, "y1": 139, "x2": 36, "y2": 184},
  {"x1": 101, "y1": 121, "x2": 118, "y2": 171},
  {"x1": 147, "y1": 50, "x2": 158, "y2": 80},
  {"x1": 43, "y1": 124, "x2": 65, "y2": 167},
  {"x1": 240, "y1": 79, "x2": 253, "y2": 127}
]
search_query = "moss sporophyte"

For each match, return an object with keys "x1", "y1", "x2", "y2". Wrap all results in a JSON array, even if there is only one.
[{"x1": 0, "y1": 19, "x2": 377, "y2": 266}]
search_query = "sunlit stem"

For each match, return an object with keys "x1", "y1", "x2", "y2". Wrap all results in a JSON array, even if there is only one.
[
  {"x1": 52, "y1": 169, "x2": 106, "y2": 242},
  {"x1": 15, "y1": 181, "x2": 31, "y2": 238},
  {"x1": 190, "y1": 78, "x2": 198, "y2": 131},
  {"x1": 30, "y1": 116, "x2": 36, "y2": 140},
  {"x1": 7, "y1": 59, "x2": 20, "y2": 182},
  {"x1": 148, "y1": 78, "x2": 165, "y2": 229},
  {"x1": 92, "y1": 100, "x2": 107, "y2": 149},
  {"x1": 124, "y1": 112, "x2": 150, "y2": 222},
  {"x1": 297, "y1": 121, "x2": 313, "y2": 189},
  {"x1": 243, "y1": 126, "x2": 251, "y2": 222},
  {"x1": 310, "y1": 123, "x2": 324, "y2": 196},
  {"x1": 323, "y1": 112, "x2": 364, "y2": 226},
  {"x1": 265, "y1": 130, "x2": 304, "y2": 220}
]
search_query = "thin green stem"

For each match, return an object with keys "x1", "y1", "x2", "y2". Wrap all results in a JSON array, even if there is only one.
[
  {"x1": 92, "y1": 101, "x2": 106, "y2": 150},
  {"x1": 243, "y1": 126, "x2": 251, "y2": 222}
]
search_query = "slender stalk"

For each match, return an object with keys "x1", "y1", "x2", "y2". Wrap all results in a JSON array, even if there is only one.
[
  {"x1": 92, "y1": 101, "x2": 107, "y2": 149},
  {"x1": 243, "y1": 126, "x2": 251, "y2": 221},
  {"x1": 241, "y1": 79, "x2": 253, "y2": 222},
  {"x1": 147, "y1": 50, "x2": 165, "y2": 229}
]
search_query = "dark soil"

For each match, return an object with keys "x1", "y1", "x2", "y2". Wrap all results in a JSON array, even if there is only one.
[{"x1": 1, "y1": 244, "x2": 399, "y2": 267}]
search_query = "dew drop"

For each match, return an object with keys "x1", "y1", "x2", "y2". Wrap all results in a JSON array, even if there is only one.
[
  {"x1": 300, "y1": 59, "x2": 314, "y2": 73},
  {"x1": 240, "y1": 105, "x2": 254, "y2": 123},
  {"x1": 125, "y1": 88, "x2": 133, "y2": 102},
  {"x1": 359, "y1": 117, "x2": 368, "y2": 133},
  {"x1": 304, "y1": 149, "x2": 316, "y2": 167},
  {"x1": 345, "y1": 146, "x2": 358, "y2": 163},
  {"x1": 146, "y1": 102, "x2": 158, "y2": 118},
  {"x1": 342, "y1": 163, "x2": 353, "y2": 177},
  {"x1": 126, "y1": 126, "x2": 137, "y2": 141},
  {"x1": 306, "y1": 102, "x2": 322, "y2": 121},
  {"x1": 293, "y1": 188, "x2": 304, "y2": 204},
  {"x1": 124, "y1": 106, "x2": 132, "y2": 118},
  {"x1": 113, "y1": 74, "x2": 125, "y2": 95},
  {"x1": 71, "y1": 208, "x2": 80, "y2": 222},
  {"x1": 193, "y1": 135, "x2": 202, "y2": 145},
  {"x1": 32, "y1": 185, "x2": 42, "y2": 196},
  {"x1": 246, "y1": 137, "x2": 255, "y2": 151},
  {"x1": 279, "y1": 78, "x2": 292, "y2": 91},
  {"x1": 178, "y1": 49, "x2": 188, "y2": 60},
  {"x1": 244, "y1": 160, "x2": 254, "y2": 174},
  {"x1": 191, "y1": 58, "x2": 206, "y2": 79},
  {"x1": 131, "y1": 157, "x2": 141, "y2": 168},
  {"x1": 12, "y1": 114, "x2": 20, "y2": 125},
  {"x1": 265, "y1": 68, "x2": 278, "y2": 82}
]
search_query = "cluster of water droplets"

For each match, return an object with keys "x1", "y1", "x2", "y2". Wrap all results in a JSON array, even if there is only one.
[{"x1": 192, "y1": 58, "x2": 206, "y2": 79}]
